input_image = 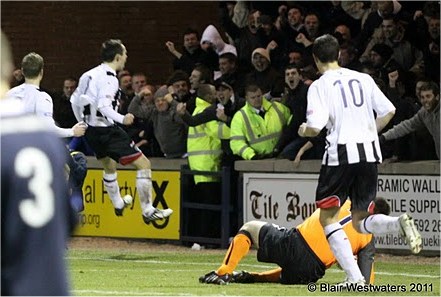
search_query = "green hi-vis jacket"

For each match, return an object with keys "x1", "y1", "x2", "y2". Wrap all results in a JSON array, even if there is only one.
[
  {"x1": 230, "y1": 97, "x2": 291, "y2": 160},
  {"x1": 187, "y1": 97, "x2": 230, "y2": 184}
]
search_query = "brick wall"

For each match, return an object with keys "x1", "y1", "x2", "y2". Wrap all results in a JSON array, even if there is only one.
[{"x1": 1, "y1": 1, "x2": 220, "y2": 91}]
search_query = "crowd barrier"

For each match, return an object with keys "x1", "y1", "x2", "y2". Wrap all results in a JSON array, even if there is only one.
[{"x1": 74, "y1": 157, "x2": 440, "y2": 255}]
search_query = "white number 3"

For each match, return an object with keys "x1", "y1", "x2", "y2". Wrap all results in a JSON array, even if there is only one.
[{"x1": 15, "y1": 148, "x2": 55, "y2": 228}]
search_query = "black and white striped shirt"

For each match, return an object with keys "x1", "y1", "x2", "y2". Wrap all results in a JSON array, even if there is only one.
[
  {"x1": 306, "y1": 68, "x2": 395, "y2": 165},
  {"x1": 70, "y1": 63, "x2": 121, "y2": 127}
]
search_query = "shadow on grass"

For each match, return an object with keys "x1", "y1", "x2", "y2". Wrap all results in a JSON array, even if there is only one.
[{"x1": 108, "y1": 254, "x2": 158, "y2": 261}]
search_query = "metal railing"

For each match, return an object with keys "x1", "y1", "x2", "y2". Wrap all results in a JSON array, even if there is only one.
[{"x1": 180, "y1": 164, "x2": 234, "y2": 248}]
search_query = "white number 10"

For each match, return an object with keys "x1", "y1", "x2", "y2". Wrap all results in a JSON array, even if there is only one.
[{"x1": 15, "y1": 148, "x2": 55, "y2": 228}]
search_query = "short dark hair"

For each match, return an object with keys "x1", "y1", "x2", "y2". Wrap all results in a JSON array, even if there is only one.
[
  {"x1": 245, "y1": 84, "x2": 261, "y2": 94},
  {"x1": 312, "y1": 34, "x2": 339, "y2": 63},
  {"x1": 183, "y1": 28, "x2": 199, "y2": 40},
  {"x1": 340, "y1": 42, "x2": 358, "y2": 57},
  {"x1": 219, "y1": 52, "x2": 237, "y2": 64},
  {"x1": 197, "y1": 83, "x2": 215, "y2": 99},
  {"x1": 118, "y1": 73, "x2": 131, "y2": 84},
  {"x1": 101, "y1": 39, "x2": 124, "y2": 62},
  {"x1": 64, "y1": 77, "x2": 77, "y2": 83},
  {"x1": 419, "y1": 81, "x2": 440, "y2": 97},
  {"x1": 21, "y1": 52, "x2": 44, "y2": 79},
  {"x1": 193, "y1": 64, "x2": 213, "y2": 85},
  {"x1": 166, "y1": 70, "x2": 189, "y2": 86},
  {"x1": 287, "y1": 4, "x2": 305, "y2": 16},
  {"x1": 285, "y1": 63, "x2": 302, "y2": 72}
]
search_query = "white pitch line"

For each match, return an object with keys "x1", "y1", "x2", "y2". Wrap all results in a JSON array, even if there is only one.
[
  {"x1": 68, "y1": 257, "x2": 439, "y2": 279},
  {"x1": 71, "y1": 269, "x2": 204, "y2": 272},
  {"x1": 67, "y1": 257, "x2": 274, "y2": 269},
  {"x1": 72, "y1": 289, "x2": 195, "y2": 296}
]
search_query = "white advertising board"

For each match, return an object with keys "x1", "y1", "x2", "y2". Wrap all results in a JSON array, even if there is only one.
[{"x1": 243, "y1": 173, "x2": 440, "y2": 252}]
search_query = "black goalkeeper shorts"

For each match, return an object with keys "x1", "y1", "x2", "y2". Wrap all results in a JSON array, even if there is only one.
[{"x1": 257, "y1": 223, "x2": 326, "y2": 284}]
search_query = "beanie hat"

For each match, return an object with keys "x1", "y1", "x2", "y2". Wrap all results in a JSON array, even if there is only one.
[
  {"x1": 252, "y1": 48, "x2": 271, "y2": 63},
  {"x1": 371, "y1": 43, "x2": 393, "y2": 60},
  {"x1": 215, "y1": 79, "x2": 233, "y2": 90},
  {"x1": 154, "y1": 85, "x2": 169, "y2": 99},
  {"x1": 166, "y1": 70, "x2": 189, "y2": 86}
]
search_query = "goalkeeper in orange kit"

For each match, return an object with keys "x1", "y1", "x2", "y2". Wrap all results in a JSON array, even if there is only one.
[{"x1": 199, "y1": 197, "x2": 391, "y2": 285}]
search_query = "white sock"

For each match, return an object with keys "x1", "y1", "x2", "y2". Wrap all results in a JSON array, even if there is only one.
[
  {"x1": 103, "y1": 172, "x2": 124, "y2": 209},
  {"x1": 359, "y1": 214, "x2": 400, "y2": 234},
  {"x1": 324, "y1": 222, "x2": 364, "y2": 282},
  {"x1": 136, "y1": 169, "x2": 154, "y2": 216}
]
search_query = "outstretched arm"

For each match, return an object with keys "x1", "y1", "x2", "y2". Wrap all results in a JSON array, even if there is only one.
[{"x1": 376, "y1": 110, "x2": 395, "y2": 133}]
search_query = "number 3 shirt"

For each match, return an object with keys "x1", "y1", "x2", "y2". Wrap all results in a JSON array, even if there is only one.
[
  {"x1": 306, "y1": 68, "x2": 396, "y2": 166},
  {"x1": 1, "y1": 98, "x2": 76, "y2": 295}
]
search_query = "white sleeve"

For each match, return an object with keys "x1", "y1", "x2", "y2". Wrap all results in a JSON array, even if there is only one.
[
  {"x1": 306, "y1": 82, "x2": 329, "y2": 130},
  {"x1": 371, "y1": 80, "x2": 396, "y2": 117},
  {"x1": 71, "y1": 102, "x2": 84, "y2": 123},
  {"x1": 52, "y1": 125, "x2": 74, "y2": 138},
  {"x1": 99, "y1": 105, "x2": 125, "y2": 124}
]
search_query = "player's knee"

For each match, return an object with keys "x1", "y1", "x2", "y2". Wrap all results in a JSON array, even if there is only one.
[
  {"x1": 239, "y1": 221, "x2": 265, "y2": 242},
  {"x1": 351, "y1": 211, "x2": 369, "y2": 233},
  {"x1": 131, "y1": 154, "x2": 151, "y2": 169}
]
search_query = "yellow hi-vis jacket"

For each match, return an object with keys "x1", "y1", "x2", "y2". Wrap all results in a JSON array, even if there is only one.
[
  {"x1": 187, "y1": 97, "x2": 230, "y2": 184},
  {"x1": 230, "y1": 97, "x2": 291, "y2": 160}
]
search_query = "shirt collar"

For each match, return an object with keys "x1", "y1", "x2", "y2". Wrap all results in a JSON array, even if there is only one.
[{"x1": 101, "y1": 63, "x2": 117, "y2": 76}]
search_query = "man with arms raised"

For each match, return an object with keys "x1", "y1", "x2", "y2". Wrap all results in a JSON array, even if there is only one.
[{"x1": 71, "y1": 39, "x2": 172, "y2": 224}]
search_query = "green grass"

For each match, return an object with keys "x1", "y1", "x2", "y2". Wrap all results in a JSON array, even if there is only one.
[{"x1": 68, "y1": 246, "x2": 440, "y2": 296}]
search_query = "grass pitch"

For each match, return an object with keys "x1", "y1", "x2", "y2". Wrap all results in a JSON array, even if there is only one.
[{"x1": 68, "y1": 239, "x2": 440, "y2": 296}]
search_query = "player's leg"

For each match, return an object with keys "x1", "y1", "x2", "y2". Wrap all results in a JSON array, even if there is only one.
[
  {"x1": 99, "y1": 157, "x2": 130, "y2": 215},
  {"x1": 199, "y1": 221, "x2": 265, "y2": 285},
  {"x1": 317, "y1": 165, "x2": 365, "y2": 284},
  {"x1": 105, "y1": 125, "x2": 171, "y2": 223},
  {"x1": 67, "y1": 150, "x2": 87, "y2": 212},
  {"x1": 352, "y1": 164, "x2": 421, "y2": 254},
  {"x1": 232, "y1": 268, "x2": 281, "y2": 284},
  {"x1": 217, "y1": 220, "x2": 265, "y2": 274},
  {"x1": 130, "y1": 154, "x2": 173, "y2": 224}
]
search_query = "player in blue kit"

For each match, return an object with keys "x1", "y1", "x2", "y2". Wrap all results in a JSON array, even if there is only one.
[{"x1": 1, "y1": 31, "x2": 77, "y2": 295}]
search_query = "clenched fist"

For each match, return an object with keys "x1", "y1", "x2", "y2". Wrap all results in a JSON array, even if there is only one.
[{"x1": 123, "y1": 113, "x2": 135, "y2": 125}]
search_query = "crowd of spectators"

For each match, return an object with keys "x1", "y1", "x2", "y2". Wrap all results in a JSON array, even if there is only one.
[
  {"x1": 7, "y1": 0, "x2": 434, "y2": 165},
  {"x1": 11, "y1": 0, "x2": 437, "y2": 242},
  {"x1": 6, "y1": 2, "x2": 433, "y2": 163},
  {"x1": 35, "y1": 1, "x2": 438, "y2": 165}
]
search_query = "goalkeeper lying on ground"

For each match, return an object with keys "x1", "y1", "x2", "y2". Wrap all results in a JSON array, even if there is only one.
[{"x1": 199, "y1": 198, "x2": 391, "y2": 285}]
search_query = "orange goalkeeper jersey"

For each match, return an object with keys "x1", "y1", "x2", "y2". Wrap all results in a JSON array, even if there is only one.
[{"x1": 297, "y1": 200, "x2": 373, "y2": 268}]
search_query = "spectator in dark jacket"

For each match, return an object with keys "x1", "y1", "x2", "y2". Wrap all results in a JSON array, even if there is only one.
[
  {"x1": 244, "y1": 48, "x2": 284, "y2": 98},
  {"x1": 274, "y1": 64, "x2": 323, "y2": 161},
  {"x1": 165, "y1": 28, "x2": 218, "y2": 76}
]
